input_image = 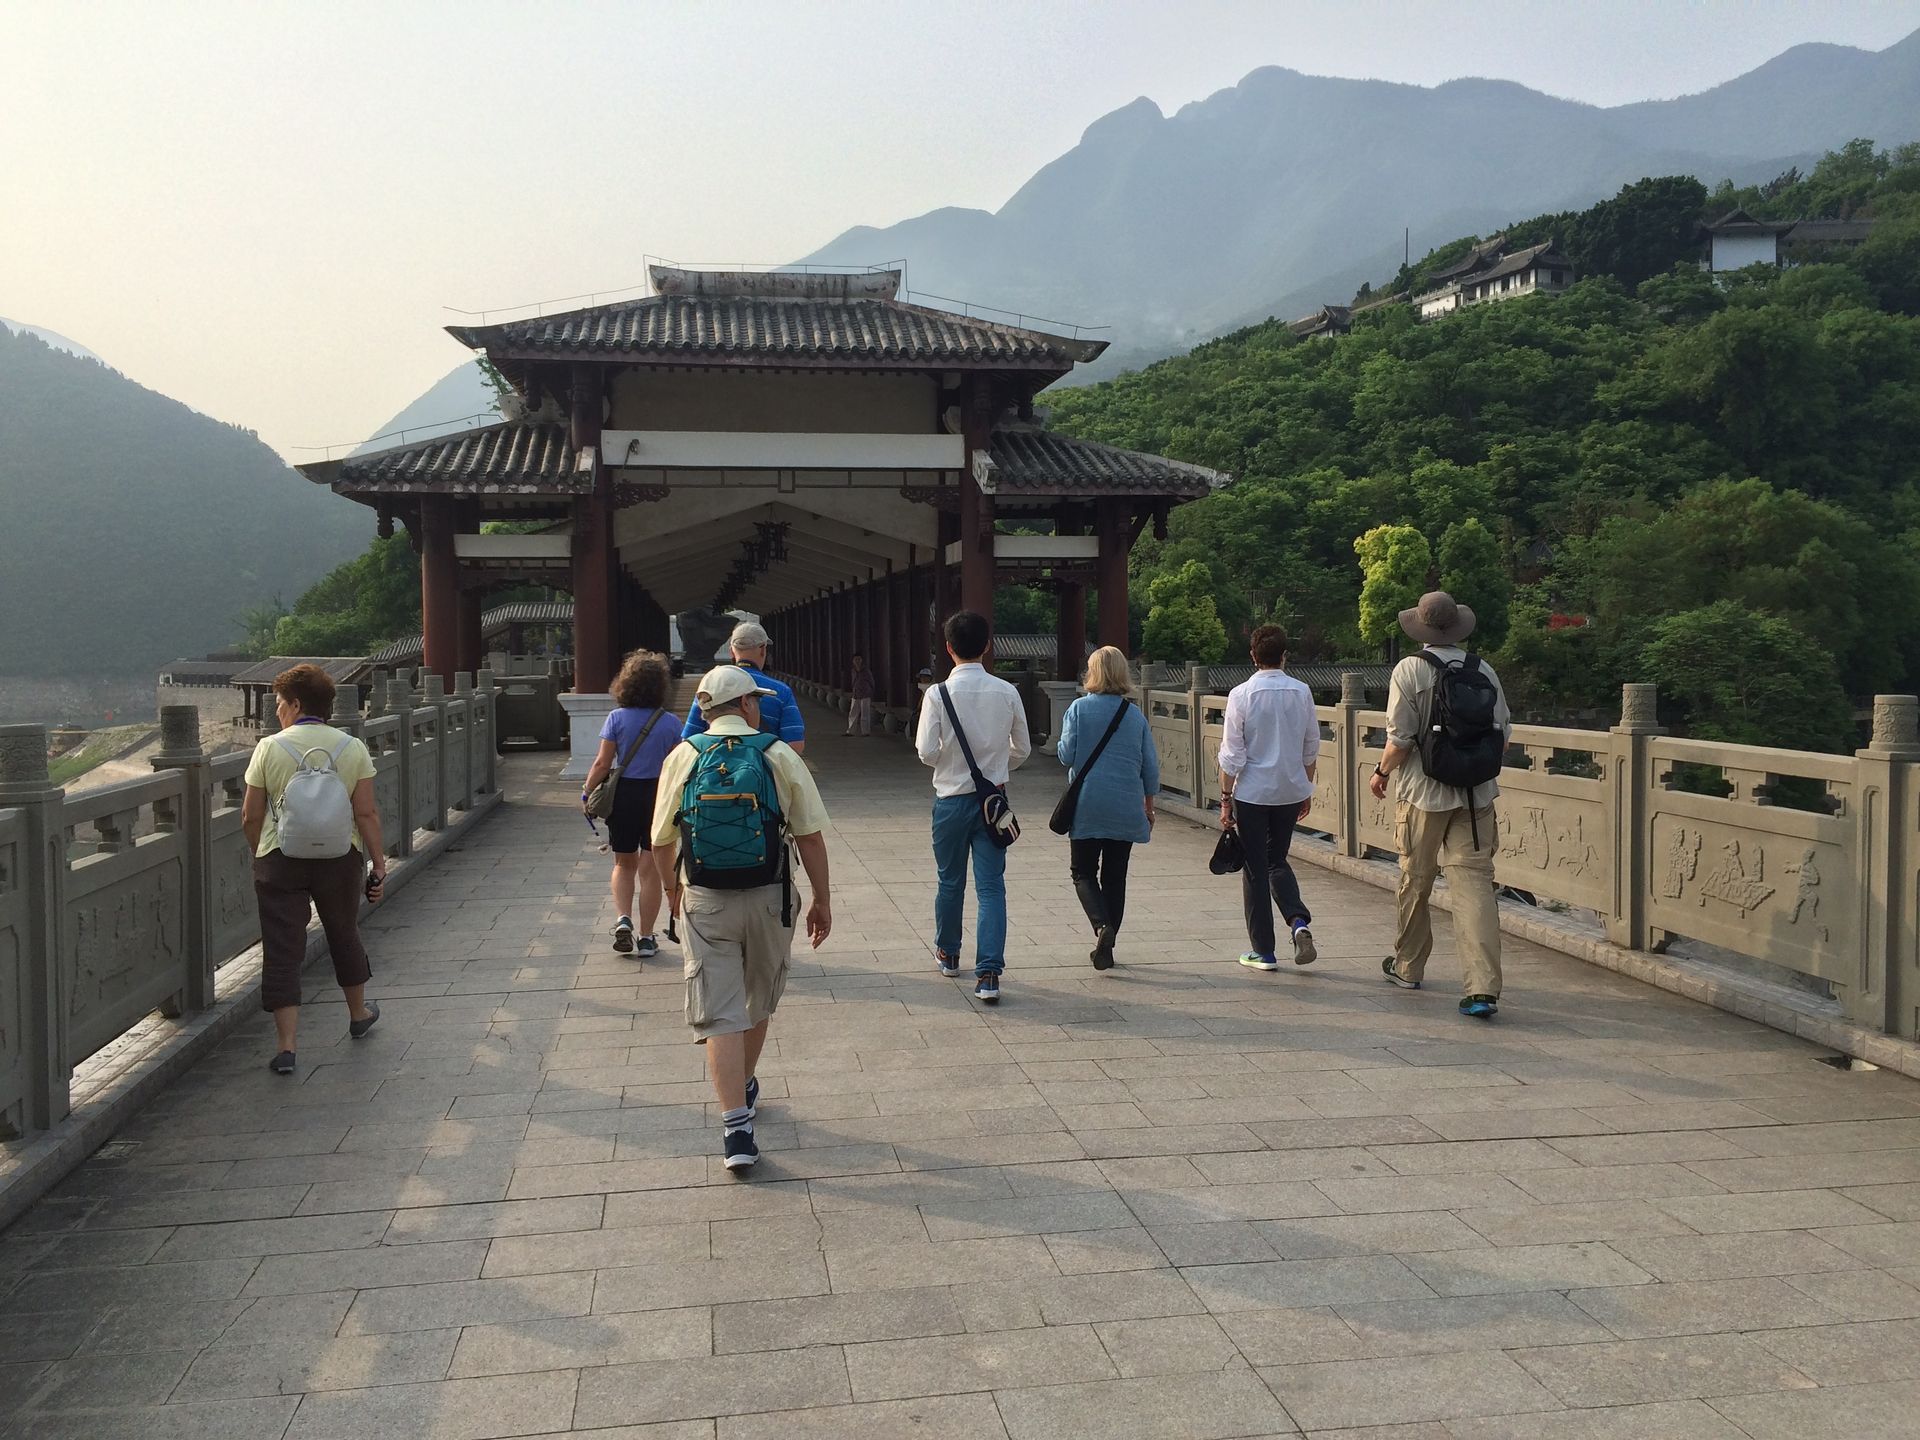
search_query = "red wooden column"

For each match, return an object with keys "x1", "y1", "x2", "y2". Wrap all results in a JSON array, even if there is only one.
[
  {"x1": 932, "y1": 511, "x2": 953, "y2": 631},
  {"x1": 569, "y1": 364, "x2": 614, "y2": 692},
  {"x1": 875, "y1": 564, "x2": 895, "y2": 712},
  {"x1": 1095, "y1": 498, "x2": 1131, "y2": 652},
  {"x1": 420, "y1": 496, "x2": 460, "y2": 683},
  {"x1": 959, "y1": 377, "x2": 995, "y2": 621},
  {"x1": 1057, "y1": 580, "x2": 1087, "y2": 681},
  {"x1": 908, "y1": 559, "x2": 931, "y2": 685},
  {"x1": 456, "y1": 586, "x2": 484, "y2": 678}
]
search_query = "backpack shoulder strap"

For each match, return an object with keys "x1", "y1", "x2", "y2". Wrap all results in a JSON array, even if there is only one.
[
  {"x1": 1413, "y1": 649, "x2": 1449, "y2": 673},
  {"x1": 1461, "y1": 654, "x2": 1483, "y2": 675},
  {"x1": 274, "y1": 736, "x2": 309, "y2": 769}
]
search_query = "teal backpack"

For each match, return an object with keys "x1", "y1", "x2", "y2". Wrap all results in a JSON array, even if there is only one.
[{"x1": 676, "y1": 732, "x2": 787, "y2": 889}]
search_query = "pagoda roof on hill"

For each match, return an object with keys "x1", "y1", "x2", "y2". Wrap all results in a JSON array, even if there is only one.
[{"x1": 445, "y1": 266, "x2": 1107, "y2": 375}]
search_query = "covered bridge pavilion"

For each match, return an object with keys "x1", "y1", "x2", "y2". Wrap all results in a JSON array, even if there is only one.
[{"x1": 298, "y1": 266, "x2": 1226, "y2": 765}]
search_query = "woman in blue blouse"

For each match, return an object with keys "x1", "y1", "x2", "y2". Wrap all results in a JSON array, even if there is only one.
[{"x1": 1057, "y1": 645, "x2": 1160, "y2": 970}]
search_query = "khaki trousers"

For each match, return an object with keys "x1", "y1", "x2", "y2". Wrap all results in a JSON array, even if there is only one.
[{"x1": 1392, "y1": 802, "x2": 1502, "y2": 998}]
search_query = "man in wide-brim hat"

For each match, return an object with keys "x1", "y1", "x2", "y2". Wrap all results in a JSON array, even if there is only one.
[{"x1": 1367, "y1": 591, "x2": 1512, "y2": 1019}]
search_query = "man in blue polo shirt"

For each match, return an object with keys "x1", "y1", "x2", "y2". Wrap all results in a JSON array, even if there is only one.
[{"x1": 682, "y1": 621, "x2": 806, "y2": 754}]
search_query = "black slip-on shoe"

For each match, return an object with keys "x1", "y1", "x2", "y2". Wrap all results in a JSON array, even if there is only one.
[{"x1": 349, "y1": 1002, "x2": 381, "y2": 1039}]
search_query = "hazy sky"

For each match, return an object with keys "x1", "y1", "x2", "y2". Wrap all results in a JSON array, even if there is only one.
[{"x1": 7, "y1": 0, "x2": 1918, "y2": 460}]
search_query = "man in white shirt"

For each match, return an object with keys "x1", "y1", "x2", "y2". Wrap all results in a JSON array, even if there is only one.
[
  {"x1": 915, "y1": 610, "x2": 1032, "y2": 1003},
  {"x1": 1369, "y1": 591, "x2": 1512, "y2": 1018},
  {"x1": 1218, "y1": 624, "x2": 1320, "y2": 972}
]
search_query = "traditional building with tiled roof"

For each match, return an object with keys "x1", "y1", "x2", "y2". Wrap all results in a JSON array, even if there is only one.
[{"x1": 1700, "y1": 208, "x2": 1878, "y2": 274}]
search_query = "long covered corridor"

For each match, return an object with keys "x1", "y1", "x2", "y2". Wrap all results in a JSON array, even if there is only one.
[{"x1": 7, "y1": 708, "x2": 1920, "y2": 1436}]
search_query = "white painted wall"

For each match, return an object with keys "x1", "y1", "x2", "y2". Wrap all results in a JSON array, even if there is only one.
[
  {"x1": 610, "y1": 369, "x2": 937, "y2": 433},
  {"x1": 1712, "y1": 233, "x2": 1780, "y2": 272}
]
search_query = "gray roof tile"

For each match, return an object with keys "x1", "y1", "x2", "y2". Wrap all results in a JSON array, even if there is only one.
[{"x1": 985, "y1": 428, "x2": 1231, "y2": 497}]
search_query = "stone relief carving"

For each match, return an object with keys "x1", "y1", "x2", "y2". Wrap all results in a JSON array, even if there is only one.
[
  {"x1": 1783, "y1": 849, "x2": 1828, "y2": 942},
  {"x1": 1661, "y1": 825, "x2": 1701, "y2": 898},
  {"x1": 1697, "y1": 839, "x2": 1775, "y2": 916},
  {"x1": 67, "y1": 868, "x2": 181, "y2": 1019}
]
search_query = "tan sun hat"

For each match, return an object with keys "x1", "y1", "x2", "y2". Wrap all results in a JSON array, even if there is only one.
[
  {"x1": 697, "y1": 665, "x2": 777, "y2": 709},
  {"x1": 1398, "y1": 590, "x2": 1477, "y2": 646}
]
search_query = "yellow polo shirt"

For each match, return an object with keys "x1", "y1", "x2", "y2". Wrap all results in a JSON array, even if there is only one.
[
  {"x1": 651, "y1": 715, "x2": 827, "y2": 850},
  {"x1": 244, "y1": 723, "x2": 376, "y2": 857}
]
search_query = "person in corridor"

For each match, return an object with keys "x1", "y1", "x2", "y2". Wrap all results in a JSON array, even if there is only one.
[
  {"x1": 241, "y1": 663, "x2": 384, "y2": 1074},
  {"x1": 1372, "y1": 590, "x2": 1512, "y2": 1018},
  {"x1": 1057, "y1": 645, "x2": 1158, "y2": 970},
  {"x1": 1218, "y1": 624, "x2": 1320, "y2": 972},
  {"x1": 846, "y1": 653, "x2": 875, "y2": 736},
  {"x1": 916, "y1": 610, "x2": 1031, "y2": 1003},
  {"x1": 682, "y1": 620, "x2": 806, "y2": 754},
  {"x1": 653, "y1": 665, "x2": 831, "y2": 1172},
  {"x1": 580, "y1": 649, "x2": 682, "y2": 961}
]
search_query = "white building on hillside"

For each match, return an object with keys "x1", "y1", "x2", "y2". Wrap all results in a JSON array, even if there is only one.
[
  {"x1": 1413, "y1": 239, "x2": 1573, "y2": 319},
  {"x1": 1700, "y1": 208, "x2": 1877, "y2": 274}
]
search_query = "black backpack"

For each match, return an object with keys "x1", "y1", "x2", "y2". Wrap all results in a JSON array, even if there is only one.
[{"x1": 1414, "y1": 650, "x2": 1504, "y2": 792}]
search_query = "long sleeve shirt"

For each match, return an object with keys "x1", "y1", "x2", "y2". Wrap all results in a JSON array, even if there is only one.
[
  {"x1": 914, "y1": 662, "x2": 1032, "y2": 797},
  {"x1": 1217, "y1": 668, "x2": 1319, "y2": 807},
  {"x1": 1386, "y1": 647, "x2": 1512, "y2": 812}
]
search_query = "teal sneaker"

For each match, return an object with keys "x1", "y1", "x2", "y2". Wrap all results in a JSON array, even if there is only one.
[
  {"x1": 1238, "y1": 953, "x2": 1280, "y2": 973},
  {"x1": 1460, "y1": 995, "x2": 1498, "y2": 1019}
]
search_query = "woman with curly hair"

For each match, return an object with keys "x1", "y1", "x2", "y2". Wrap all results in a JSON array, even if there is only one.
[{"x1": 581, "y1": 650, "x2": 683, "y2": 959}]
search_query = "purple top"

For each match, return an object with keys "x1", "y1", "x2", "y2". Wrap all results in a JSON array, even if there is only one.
[
  {"x1": 598, "y1": 706, "x2": 684, "y2": 781},
  {"x1": 852, "y1": 669, "x2": 875, "y2": 699}
]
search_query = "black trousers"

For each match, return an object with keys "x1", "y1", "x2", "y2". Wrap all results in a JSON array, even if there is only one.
[
  {"x1": 1234, "y1": 799, "x2": 1311, "y2": 956},
  {"x1": 1069, "y1": 838, "x2": 1133, "y2": 936}
]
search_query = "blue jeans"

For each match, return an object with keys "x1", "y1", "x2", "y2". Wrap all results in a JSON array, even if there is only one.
[{"x1": 932, "y1": 794, "x2": 1007, "y2": 978}]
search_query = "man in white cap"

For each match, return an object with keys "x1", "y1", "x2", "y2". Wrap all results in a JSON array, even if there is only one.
[
  {"x1": 1369, "y1": 590, "x2": 1511, "y2": 1018},
  {"x1": 683, "y1": 620, "x2": 805, "y2": 754},
  {"x1": 653, "y1": 665, "x2": 831, "y2": 1171}
]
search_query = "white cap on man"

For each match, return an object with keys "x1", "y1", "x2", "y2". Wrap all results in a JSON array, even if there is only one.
[
  {"x1": 729, "y1": 621, "x2": 771, "y2": 653},
  {"x1": 697, "y1": 665, "x2": 777, "y2": 710}
]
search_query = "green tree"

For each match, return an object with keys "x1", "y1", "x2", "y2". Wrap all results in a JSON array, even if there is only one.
[
  {"x1": 1436, "y1": 518, "x2": 1511, "y2": 647},
  {"x1": 1642, "y1": 601, "x2": 1851, "y2": 752},
  {"x1": 1141, "y1": 560, "x2": 1228, "y2": 663},
  {"x1": 273, "y1": 533, "x2": 422, "y2": 656},
  {"x1": 1354, "y1": 524, "x2": 1432, "y2": 651}
]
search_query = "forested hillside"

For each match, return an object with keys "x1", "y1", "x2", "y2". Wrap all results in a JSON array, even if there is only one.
[
  {"x1": 1046, "y1": 143, "x2": 1920, "y2": 751},
  {"x1": 0, "y1": 329, "x2": 369, "y2": 676}
]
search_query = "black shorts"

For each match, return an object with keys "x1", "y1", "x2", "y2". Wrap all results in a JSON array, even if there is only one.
[{"x1": 607, "y1": 776, "x2": 659, "y2": 855}]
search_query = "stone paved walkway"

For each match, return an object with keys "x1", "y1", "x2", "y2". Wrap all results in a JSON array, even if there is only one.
[{"x1": 8, "y1": 708, "x2": 1920, "y2": 1438}]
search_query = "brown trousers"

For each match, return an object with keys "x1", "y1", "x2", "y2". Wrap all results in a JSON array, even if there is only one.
[
  {"x1": 253, "y1": 849, "x2": 371, "y2": 1011},
  {"x1": 1392, "y1": 802, "x2": 1503, "y2": 998}
]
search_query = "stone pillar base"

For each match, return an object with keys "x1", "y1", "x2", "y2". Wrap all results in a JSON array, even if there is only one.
[
  {"x1": 558, "y1": 692, "x2": 616, "y2": 780},
  {"x1": 1040, "y1": 682, "x2": 1082, "y2": 756}
]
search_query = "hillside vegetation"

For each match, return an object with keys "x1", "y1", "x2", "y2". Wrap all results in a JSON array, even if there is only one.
[
  {"x1": 0, "y1": 329, "x2": 369, "y2": 677},
  {"x1": 1047, "y1": 143, "x2": 1920, "y2": 751}
]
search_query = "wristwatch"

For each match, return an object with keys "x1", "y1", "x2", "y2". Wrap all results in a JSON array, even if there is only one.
[{"x1": 1372, "y1": 765, "x2": 1388, "y2": 779}]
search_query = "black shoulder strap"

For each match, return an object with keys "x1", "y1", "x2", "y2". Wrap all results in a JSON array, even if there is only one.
[
  {"x1": 936, "y1": 684, "x2": 992, "y2": 790},
  {"x1": 1462, "y1": 653, "x2": 1483, "y2": 675},
  {"x1": 1075, "y1": 697, "x2": 1133, "y2": 781}
]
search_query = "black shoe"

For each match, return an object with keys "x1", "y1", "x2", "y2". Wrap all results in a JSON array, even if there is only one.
[
  {"x1": 744, "y1": 1075, "x2": 760, "y2": 1121},
  {"x1": 269, "y1": 1050, "x2": 295, "y2": 1075},
  {"x1": 612, "y1": 917, "x2": 634, "y2": 954},
  {"x1": 1382, "y1": 957, "x2": 1420, "y2": 990},
  {"x1": 1091, "y1": 929, "x2": 1115, "y2": 971},
  {"x1": 349, "y1": 1002, "x2": 380, "y2": 1039},
  {"x1": 723, "y1": 1128, "x2": 759, "y2": 1173}
]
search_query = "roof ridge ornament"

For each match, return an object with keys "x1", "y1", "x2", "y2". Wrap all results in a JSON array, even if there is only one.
[{"x1": 648, "y1": 265, "x2": 902, "y2": 302}]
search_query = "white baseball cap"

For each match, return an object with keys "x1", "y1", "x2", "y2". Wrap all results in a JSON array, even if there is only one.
[{"x1": 697, "y1": 665, "x2": 778, "y2": 709}]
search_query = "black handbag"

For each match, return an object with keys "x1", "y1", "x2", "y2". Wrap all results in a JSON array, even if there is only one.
[
  {"x1": 1049, "y1": 697, "x2": 1133, "y2": 835},
  {"x1": 937, "y1": 684, "x2": 1021, "y2": 849},
  {"x1": 1209, "y1": 826, "x2": 1246, "y2": 875}
]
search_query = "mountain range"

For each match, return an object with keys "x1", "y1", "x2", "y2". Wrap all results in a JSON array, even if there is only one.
[{"x1": 801, "y1": 30, "x2": 1920, "y2": 369}]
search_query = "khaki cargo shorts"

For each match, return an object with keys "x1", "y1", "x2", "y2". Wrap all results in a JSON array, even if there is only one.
[{"x1": 682, "y1": 883, "x2": 794, "y2": 1040}]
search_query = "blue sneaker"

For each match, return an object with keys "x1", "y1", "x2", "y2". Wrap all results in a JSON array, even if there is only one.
[
  {"x1": 1461, "y1": 995, "x2": 1499, "y2": 1019},
  {"x1": 935, "y1": 950, "x2": 960, "y2": 977},
  {"x1": 1238, "y1": 953, "x2": 1280, "y2": 973},
  {"x1": 974, "y1": 974, "x2": 1000, "y2": 1004},
  {"x1": 744, "y1": 1075, "x2": 759, "y2": 1121}
]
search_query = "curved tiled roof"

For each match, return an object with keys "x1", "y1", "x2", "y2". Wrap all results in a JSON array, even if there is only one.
[
  {"x1": 984, "y1": 428, "x2": 1231, "y2": 497},
  {"x1": 301, "y1": 424, "x2": 585, "y2": 494}
]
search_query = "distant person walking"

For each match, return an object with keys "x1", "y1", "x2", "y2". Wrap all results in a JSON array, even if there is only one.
[
  {"x1": 846, "y1": 653, "x2": 875, "y2": 737},
  {"x1": 683, "y1": 621, "x2": 805, "y2": 754},
  {"x1": 916, "y1": 610, "x2": 1031, "y2": 1003},
  {"x1": 1372, "y1": 591, "x2": 1512, "y2": 1018},
  {"x1": 1057, "y1": 646, "x2": 1158, "y2": 971},
  {"x1": 581, "y1": 650, "x2": 683, "y2": 960},
  {"x1": 1218, "y1": 625, "x2": 1320, "y2": 972},
  {"x1": 241, "y1": 663, "x2": 384, "y2": 1075},
  {"x1": 654, "y1": 666, "x2": 832, "y2": 1172}
]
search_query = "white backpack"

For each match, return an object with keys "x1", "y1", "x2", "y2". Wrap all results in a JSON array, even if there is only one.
[{"x1": 273, "y1": 735, "x2": 357, "y2": 859}]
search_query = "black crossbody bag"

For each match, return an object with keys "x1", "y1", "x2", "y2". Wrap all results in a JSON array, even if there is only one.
[
  {"x1": 937, "y1": 684, "x2": 1021, "y2": 849},
  {"x1": 1049, "y1": 697, "x2": 1133, "y2": 835}
]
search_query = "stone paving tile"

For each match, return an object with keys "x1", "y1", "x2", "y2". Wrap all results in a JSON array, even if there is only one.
[
  {"x1": 172, "y1": 1330, "x2": 460, "y2": 1400},
  {"x1": 1779, "y1": 1265, "x2": 1920, "y2": 1319},
  {"x1": 572, "y1": 1348, "x2": 849, "y2": 1426},
  {"x1": 1444, "y1": 1398, "x2": 1749, "y2": 1438},
  {"x1": 245, "y1": 1239, "x2": 489, "y2": 1296},
  {"x1": 150, "y1": 1211, "x2": 394, "y2": 1263},
  {"x1": 450, "y1": 1307, "x2": 711, "y2": 1377},
  {"x1": 283, "y1": 1369, "x2": 579, "y2": 1440},
  {"x1": 1399, "y1": 1242, "x2": 1653, "y2": 1296},
  {"x1": 712, "y1": 1286, "x2": 962, "y2": 1353},
  {"x1": 1747, "y1": 1316, "x2": 1920, "y2": 1385},
  {"x1": 1332, "y1": 1292, "x2": 1612, "y2": 1356},
  {"x1": 593, "y1": 1254, "x2": 830, "y2": 1312},
  {"x1": 1180, "y1": 1256, "x2": 1433, "y2": 1312},
  {"x1": 1452, "y1": 1199, "x2": 1694, "y2": 1247},
  {"x1": 992, "y1": 1370, "x2": 1295, "y2": 1440},
  {"x1": 1044, "y1": 1225, "x2": 1170, "y2": 1274},
  {"x1": 1, "y1": 1258, "x2": 260, "y2": 1312},
  {"x1": 1708, "y1": 1378, "x2": 1920, "y2": 1436},
  {"x1": 1569, "y1": 1275, "x2": 1838, "y2": 1338},
  {"x1": 1610, "y1": 1229, "x2": 1864, "y2": 1280},
  {"x1": 1256, "y1": 1212, "x2": 1484, "y2": 1260},
  {"x1": 0, "y1": 1396, "x2": 300, "y2": 1440},
  {"x1": 1091, "y1": 1314, "x2": 1243, "y2": 1377},
  {"x1": 480, "y1": 1222, "x2": 710, "y2": 1276},
  {"x1": 340, "y1": 1272, "x2": 594, "y2": 1334},
  {"x1": 1264, "y1": 1350, "x2": 1559, "y2": 1429},
  {"x1": 1510, "y1": 1332, "x2": 1815, "y2": 1406},
  {"x1": 16, "y1": 1347, "x2": 199, "y2": 1410},
  {"x1": 846, "y1": 1324, "x2": 1117, "y2": 1400},
  {"x1": 1648, "y1": 1186, "x2": 1886, "y2": 1233},
  {"x1": 953, "y1": 1270, "x2": 1207, "y2": 1329},
  {"x1": 713, "y1": 1394, "x2": 1009, "y2": 1440},
  {"x1": 384, "y1": 1196, "x2": 605, "y2": 1244}
]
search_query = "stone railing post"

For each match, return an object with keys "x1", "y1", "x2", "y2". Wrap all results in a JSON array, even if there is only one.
[
  {"x1": 423, "y1": 674, "x2": 448, "y2": 833},
  {"x1": 0, "y1": 724, "x2": 70, "y2": 1134},
  {"x1": 333, "y1": 684, "x2": 363, "y2": 739},
  {"x1": 452, "y1": 673, "x2": 475, "y2": 811},
  {"x1": 389, "y1": 671, "x2": 415, "y2": 859},
  {"x1": 150, "y1": 705, "x2": 215, "y2": 1013},
  {"x1": 1187, "y1": 663, "x2": 1206, "y2": 807},
  {"x1": 1854, "y1": 695, "x2": 1920, "y2": 1036},
  {"x1": 476, "y1": 668, "x2": 498, "y2": 797},
  {"x1": 1337, "y1": 671, "x2": 1366, "y2": 856},
  {"x1": 1038, "y1": 681, "x2": 1081, "y2": 757},
  {"x1": 1606, "y1": 683, "x2": 1664, "y2": 952},
  {"x1": 366, "y1": 672, "x2": 389, "y2": 719}
]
